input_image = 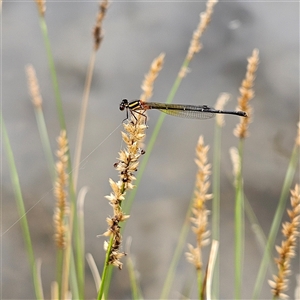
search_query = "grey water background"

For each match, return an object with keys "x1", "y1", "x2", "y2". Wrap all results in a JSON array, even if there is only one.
[{"x1": 2, "y1": 1, "x2": 299, "y2": 299}]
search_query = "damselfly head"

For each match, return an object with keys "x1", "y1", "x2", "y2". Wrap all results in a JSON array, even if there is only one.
[{"x1": 120, "y1": 99, "x2": 128, "y2": 111}]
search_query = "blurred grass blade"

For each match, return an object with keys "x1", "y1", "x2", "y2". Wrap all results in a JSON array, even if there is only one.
[
  {"x1": 206, "y1": 240, "x2": 219, "y2": 300},
  {"x1": 244, "y1": 195, "x2": 276, "y2": 275},
  {"x1": 1, "y1": 114, "x2": 43, "y2": 299},
  {"x1": 86, "y1": 253, "x2": 101, "y2": 292},
  {"x1": 234, "y1": 141, "x2": 245, "y2": 300},
  {"x1": 25, "y1": 64, "x2": 55, "y2": 182},
  {"x1": 126, "y1": 237, "x2": 144, "y2": 300},
  {"x1": 37, "y1": 15, "x2": 66, "y2": 130}
]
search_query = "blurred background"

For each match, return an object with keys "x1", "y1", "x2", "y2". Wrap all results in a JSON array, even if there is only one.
[{"x1": 2, "y1": 1, "x2": 299, "y2": 299}]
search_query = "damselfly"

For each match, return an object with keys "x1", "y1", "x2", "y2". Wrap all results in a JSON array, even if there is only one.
[{"x1": 120, "y1": 99, "x2": 247, "y2": 123}]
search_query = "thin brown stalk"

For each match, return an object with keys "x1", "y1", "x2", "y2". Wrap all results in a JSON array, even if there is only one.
[
  {"x1": 186, "y1": 136, "x2": 212, "y2": 271},
  {"x1": 53, "y1": 130, "x2": 69, "y2": 249},
  {"x1": 268, "y1": 184, "x2": 300, "y2": 299},
  {"x1": 73, "y1": 0, "x2": 109, "y2": 190},
  {"x1": 234, "y1": 48, "x2": 259, "y2": 139}
]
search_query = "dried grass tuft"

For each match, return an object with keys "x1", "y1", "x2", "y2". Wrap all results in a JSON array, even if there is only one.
[
  {"x1": 269, "y1": 184, "x2": 300, "y2": 299},
  {"x1": 186, "y1": 136, "x2": 212, "y2": 271},
  {"x1": 93, "y1": 0, "x2": 109, "y2": 51},
  {"x1": 140, "y1": 53, "x2": 165, "y2": 103},
  {"x1": 186, "y1": 0, "x2": 218, "y2": 61},
  {"x1": 234, "y1": 49, "x2": 259, "y2": 139},
  {"x1": 103, "y1": 52, "x2": 165, "y2": 269},
  {"x1": 53, "y1": 130, "x2": 69, "y2": 249},
  {"x1": 34, "y1": 0, "x2": 46, "y2": 17},
  {"x1": 25, "y1": 64, "x2": 43, "y2": 109},
  {"x1": 229, "y1": 147, "x2": 241, "y2": 187},
  {"x1": 214, "y1": 93, "x2": 230, "y2": 127},
  {"x1": 103, "y1": 121, "x2": 146, "y2": 269}
]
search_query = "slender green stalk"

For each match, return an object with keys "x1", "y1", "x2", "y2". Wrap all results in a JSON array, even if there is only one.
[
  {"x1": 55, "y1": 249, "x2": 63, "y2": 298},
  {"x1": 234, "y1": 140, "x2": 245, "y2": 300},
  {"x1": 69, "y1": 250, "x2": 80, "y2": 300},
  {"x1": 198, "y1": 269, "x2": 203, "y2": 300},
  {"x1": 38, "y1": 16, "x2": 66, "y2": 130},
  {"x1": 252, "y1": 143, "x2": 299, "y2": 299},
  {"x1": 212, "y1": 122, "x2": 221, "y2": 299},
  {"x1": 127, "y1": 251, "x2": 143, "y2": 300},
  {"x1": 98, "y1": 237, "x2": 113, "y2": 300},
  {"x1": 1, "y1": 115, "x2": 43, "y2": 299}
]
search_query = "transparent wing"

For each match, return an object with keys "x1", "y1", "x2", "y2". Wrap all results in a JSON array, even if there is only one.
[{"x1": 148, "y1": 103, "x2": 215, "y2": 120}]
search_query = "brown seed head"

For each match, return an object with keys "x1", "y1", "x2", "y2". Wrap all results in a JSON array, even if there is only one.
[{"x1": 234, "y1": 48, "x2": 259, "y2": 139}]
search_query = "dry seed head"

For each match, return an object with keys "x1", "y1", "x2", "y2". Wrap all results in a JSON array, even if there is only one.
[
  {"x1": 178, "y1": 66, "x2": 190, "y2": 79},
  {"x1": 53, "y1": 130, "x2": 69, "y2": 249},
  {"x1": 269, "y1": 184, "x2": 300, "y2": 298},
  {"x1": 230, "y1": 147, "x2": 241, "y2": 187},
  {"x1": 234, "y1": 48, "x2": 259, "y2": 139},
  {"x1": 25, "y1": 65, "x2": 43, "y2": 109},
  {"x1": 34, "y1": 0, "x2": 46, "y2": 17},
  {"x1": 93, "y1": 0, "x2": 109, "y2": 50},
  {"x1": 186, "y1": 0, "x2": 218, "y2": 61},
  {"x1": 186, "y1": 135, "x2": 212, "y2": 271},
  {"x1": 103, "y1": 112, "x2": 147, "y2": 269},
  {"x1": 140, "y1": 53, "x2": 165, "y2": 104},
  {"x1": 215, "y1": 93, "x2": 230, "y2": 127}
]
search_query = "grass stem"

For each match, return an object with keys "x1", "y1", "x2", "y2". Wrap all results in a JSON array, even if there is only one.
[{"x1": 1, "y1": 115, "x2": 43, "y2": 299}]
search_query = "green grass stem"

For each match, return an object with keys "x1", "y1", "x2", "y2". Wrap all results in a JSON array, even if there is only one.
[
  {"x1": 1, "y1": 115, "x2": 43, "y2": 299},
  {"x1": 127, "y1": 249, "x2": 143, "y2": 300},
  {"x1": 38, "y1": 16, "x2": 66, "y2": 130},
  {"x1": 244, "y1": 195, "x2": 276, "y2": 275},
  {"x1": 234, "y1": 140, "x2": 245, "y2": 299},
  {"x1": 212, "y1": 122, "x2": 222, "y2": 299},
  {"x1": 98, "y1": 237, "x2": 113, "y2": 300}
]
